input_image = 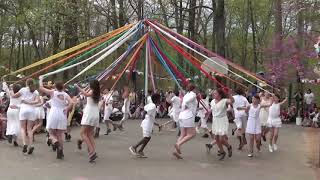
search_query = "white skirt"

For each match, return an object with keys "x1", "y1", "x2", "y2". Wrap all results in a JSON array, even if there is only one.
[
  {"x1": 46, "y1": 108, "x2": 67, "y2": 130},
  {"x1": 36, "y1": 107, "x2": 45, "y2": 120},
  {"x1": 212, "y1": 116, "x2": 229, "y2": 135},
  {"x1": 267, "y1": 117, "x2": 282, "y2": 128},
  {"x1": 19, "y1": 105, "x2": 36, "y2": 121},
  {"x1": 246, "y1": 117, "x2": 261, "y2": 134},
  {"x1": 179, "y1": 109, "x2": 195, "y2": 128},
  {"x1": 81, "y1": 106, "x2": 100, "y2": 127},
  {"x1": 103, "y1": 106, "x2": 113, "y2": 121},
  {"x1": 6, "y1": 108, "x2": 20, "y2": 136}
]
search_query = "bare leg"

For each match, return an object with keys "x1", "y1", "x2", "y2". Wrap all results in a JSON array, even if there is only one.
[
  {"x1": 269, "y1": 127, "x2": 275, "y2": 146},
  {"x1": 27, "y1": 120, "x2": 35, "y2": 147},
  {"x1": 249, "y1": 134, "x2": 254, "y2": 154},
  {"x1": 176, "y1": 128, "x2": 196, "y2": 148},
  {"x1": 20, "y1": 120, "x2": 28, "y2": 145},
  {"x1": 87, "y1": 127, "x2": 96, "y2": 155},
  {"x1": 273, "y1": 128, "x2": 279, "y2": 145}
]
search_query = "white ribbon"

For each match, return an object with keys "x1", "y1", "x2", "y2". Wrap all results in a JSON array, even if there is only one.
[
  {"x1": 148, "y1": 21, "x2": 272, "y2": 94},
  {"x1": 66, "y1": 22, "x2": 141, "y2": 84}
]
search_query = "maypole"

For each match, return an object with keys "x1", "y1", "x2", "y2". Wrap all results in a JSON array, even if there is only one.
[{"x1": 144, "y1": 35, "x2": 149, "y2": 104}]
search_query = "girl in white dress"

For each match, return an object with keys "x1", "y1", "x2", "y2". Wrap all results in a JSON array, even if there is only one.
[
  {"x1": 161, "y1": 90, "x2": 181, "y2": 130},
  {"x1": 75, "y1": 80, "x2": 100, "y2": 163},
  {"x1": 267, "y1": 92, "x2": 287, "y2": 153},
  {"x1": 3, "y1": 83, "x2": 21, "y2": 146},
  {"x1": 241, "y1": 95, "x2": 271, "y2": 157},
  {"x1": 101, "y1": 88, "x2": 115, "y2": 135},
  {"x1": 210, "y1": 88, "x2": 234, "y2": 160},
  {"x1": 259, "y1": 91, "x2": 272, "y2": 141},
  {"x1": 32, "y1": 94, "x2": 45, "y2": 135},
  {"x1": 118, "y1": 86, "x2": 130, "y2": 130},
  {"x1": 173, "y1": 84, "x2": 198, "y2": 159},
  {"x1": 129, "y1": 94, "x2": 160, "y2": 158},
  {"x1": 11, "y1": 78, "x2": 40, "y2": 155},
  {"x1": 39, "y1": 77, "x2": 73, "y2": 159}
]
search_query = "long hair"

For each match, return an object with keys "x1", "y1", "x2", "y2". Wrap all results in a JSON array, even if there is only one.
[
  {"x1": 89, "y1": 80, "x2": 100, "y2": 104},
  {"x1": 26, "y1": 78, "x2": 36, "y2": 92},
  {"x1": 216, "y1": 88, "x2": 227, "y2": 99}
]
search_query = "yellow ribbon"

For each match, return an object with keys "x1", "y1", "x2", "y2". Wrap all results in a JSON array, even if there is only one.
[{"x1": 4, "y1": 24, "x2": 134, "y2": 77}]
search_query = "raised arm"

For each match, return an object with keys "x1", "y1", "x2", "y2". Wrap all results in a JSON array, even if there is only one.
[
  {"x1": 39, "y1": 76, "x2": 54, "y2": 96},
  {"x1": 75, "y1": 84, "x2": 92, "y2": 97},
  {"x1": 280, "y1": 89, "x2": 288, "y2": 106}
]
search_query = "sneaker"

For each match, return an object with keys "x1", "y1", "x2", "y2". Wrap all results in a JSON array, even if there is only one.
[
  {"x1": 22, "y1": 145, "x2": 28, "y2": 154},
  {"x1": 77, "y1": 140, "x2": 82, "y2": 150},
  {"x1": 137, "y1": 151, "x2": 147, "y2": 158},
  {"x1": 28, "y1": 146, "x2": 34, "y2": 155},
  {"x1": 89, "y1": 153, "x2": 98, "y2": 163},
  {"x1": 129, "y1": 146, "x2": 137, "y2": 156},
  {"x1": 205, "y1": 144, "x2": 213, "y2": 153},
  {"x1": 268, "y1": 144, "x2": 273, "y2": 152},
  {"x1": 248, "y1": 153, "x2": 253, "y2": 158},
  {"x1": 202, "y1": 134, "x2": 209, "y2": 138},
  {"x1": 104, "y1": 129, "x2": 112, "y2": 135},
  {"x1": 13, "y1": 141, "x2": 18, "y2": 147},
  {"x1": 56, "y1": 149, "x2": 64, "y2": 159},
  {"x1": 273, "y1": 144, "x2": 278, "y2": 151}
]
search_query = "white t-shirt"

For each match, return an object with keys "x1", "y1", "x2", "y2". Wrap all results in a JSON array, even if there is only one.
[
  {"x1": 304, "y1": 92, "x2": 314, "y2": 105},
  {"x1": 19, "y1": 87, "x2": 39, "y2": 106},
  {"x1": 232, "y1": 95, "x2": 249, "y2": 118}
]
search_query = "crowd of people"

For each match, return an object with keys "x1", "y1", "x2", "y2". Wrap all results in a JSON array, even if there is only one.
[{"x1": 0, "y1": 77, "x2": 313, "y2": 163}]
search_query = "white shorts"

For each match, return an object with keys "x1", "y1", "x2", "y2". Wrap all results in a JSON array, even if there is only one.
[
  {"x1": 142, "y1": 128, "x2": 152, "y2": 137},
  {"x1": 19, "y1": 106, "x2": 36, "y2": 121}
]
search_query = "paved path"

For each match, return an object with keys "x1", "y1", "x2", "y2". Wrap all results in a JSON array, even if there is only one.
[{"x1": 0, "y1": 120, "x2": 318, "y2": 180}]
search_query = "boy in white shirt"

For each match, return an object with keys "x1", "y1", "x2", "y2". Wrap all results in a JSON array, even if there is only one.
[{"x1": 129, "y1": 94, "x2": 160, "y2": 158}]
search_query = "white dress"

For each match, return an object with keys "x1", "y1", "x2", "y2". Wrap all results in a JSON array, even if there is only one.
[
  {"x1": 246, "y1": 104, "x2": 261, "y2": 134},
  {"x1": 46, "y1": 91, "x2": 70, "y2": 130},
  {"x1": 169, "y1": 96, "x2": 181, "y2": 122},
  {"x1": 211, "y1": 98, "x2": 229, "y2": 135},
  {"x1": 197, "y1": 99, "x2": 209, "y2": 128},
  {"x1": 6, "y1": 96, "x2": 21, "y2": 136},
  {"x1": 19, "y1": 87, "x2": 39, "y2": 121},
  {"x1": 103, "y1": 93, "x2": 113, "y2": 121},
  {"x1": 267, "y1": 103, "x2": 282, "y2": 128},
  {"x1": 81, "y1": 97, "x2": 100, "y2": 127},
  {"x1": 232, "y1": 95, "x2": 249, "y2": 129},
  {"x1": 140, "y1": 103, "x2": 157, "y2": 137},
  {"x1": 259, "y1": 98, "x2": 270, "y2": 126},
  {"x1": 35, "y1": 96, "x2": 45, "y2": 120},
  {"x1": 178, "y1": 91, "x2": 197, "y2": 128}
]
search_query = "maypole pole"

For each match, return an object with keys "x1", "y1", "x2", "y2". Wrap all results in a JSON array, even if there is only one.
[{"x1": 145, "y1": 35, "x2": 149, "y2": 104}]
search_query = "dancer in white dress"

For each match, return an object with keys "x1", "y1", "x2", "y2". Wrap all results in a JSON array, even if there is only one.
[
  {"x1": 161, "y1": 90, "x2": 181, "y2": 129},
  {"x1": 3, "y1": 83, "x2": 21, "y2": 146},
  {"x1": 173, "y1": 84, "x2": 198, "y2": 159},
  {"x1": 10, "y1": 78, "x2": 40, "y2": 155},
  {"x1": 267, "y1": 91, "x2": 287, "y2": 153},
  {"x1": 101, "y1": 88, "x2": 116, "y2": 135},
  {"x1": 129, "y1": 93, "x2": 160, "y2": 158},
  {"x1": 210, "y1": 88, "x2": 234, "y2": 160},
  {"x1": 32, "y1": 94, "x2": 45, "y2": 135},
  {"x1": 241, "y1": 95, "x2": 271, "y2": 157},
  {"x1": 232, "y1": 88, "x2": 249, "y2": 150},
  {"x1": 118, "y1": 86, "x2": 130, "y2": 130},
  {"x1": 259, "y1": 91, "x2": 272, "y2": 141},
  {"x1": 75, "y1": 80, "x2": 100, "y2": 163},
  {"x1": 39, "y1": 77, "x2": 73, "y2": 159}
]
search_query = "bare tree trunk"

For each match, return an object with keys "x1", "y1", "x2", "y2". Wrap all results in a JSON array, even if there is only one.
[
  {"x1": 118, "y1": 0, "x2": 125, "y2": 26},
  {"x1": 211, "y1": 0, "x2": 216, "y2": 52},
  {"x1": 216, "y1": 0, "x2": 225, "y2": 57},
  {"x1": 274, "y1": 0, "x2": 282, "y2": 52},
  {"x1": 158, "y1": 0, "x2": 169, "y2": 27},
  {"x1": 249, "y1": 0, "x2": 258, "y2": 72},
  {"x1": 110, "y1": 0, "x2": 118, "y2": 29}
]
